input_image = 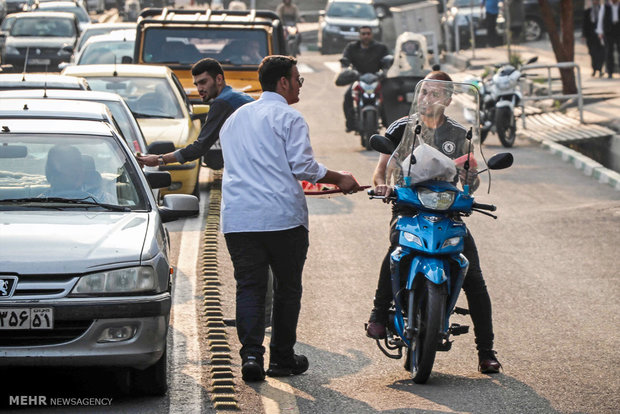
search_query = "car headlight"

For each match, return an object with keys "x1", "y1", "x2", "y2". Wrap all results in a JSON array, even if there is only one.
[
  {"x1": 417, "y1": 188, "x2": 455, "y2": 210},
  {"x1": 403, "y1": 231, "x2": 422, "y2": 246},
  {"x1": 5, "y1": 46, "x2": 20, "y2": 55},
  {"x1": 71, "y1": 266, "x2": 159, "y2": 295}
]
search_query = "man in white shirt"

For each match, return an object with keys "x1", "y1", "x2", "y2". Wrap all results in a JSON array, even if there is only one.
[
  {"x1": 220, "y1": 55, "x2": 362, "y2": 382},
  {"x1": 597, "y1": 0, "x2": 620, "y2": 78}
]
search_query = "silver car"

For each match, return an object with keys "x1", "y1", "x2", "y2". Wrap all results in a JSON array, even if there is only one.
[{"x1": 0, "y1": 115, "x2": 199, "y2": 395}]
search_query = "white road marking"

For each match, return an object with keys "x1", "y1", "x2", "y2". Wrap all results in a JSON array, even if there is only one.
[
  {"x1": 169, "y1": 194, "x2": 208, "y2": 413},
  {"x1": 261, "y1": 378, "x2": 300, "y2": 414},
  {"x1": 297, "y1": 63, "x2": 314, "y2": 73},
  {"x1": 324, "y1": 61, "x2": 342, "y2": 74}
]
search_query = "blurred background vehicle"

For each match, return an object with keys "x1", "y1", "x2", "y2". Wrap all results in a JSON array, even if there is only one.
[
  {"x1": 0, "y1": 73, "x2": 89, "y2": 89},
  {"x1": 27, "y1": 0, "x2": 93, "y2": 32},
  {"x1": 1, "y1": 12, "x2": 80, "y2": 73},
  {"x1": 62, "y1": 64, "x2": 204, "y2": 198},
  {"x1": 75, "y1": 21, "x2": 135, "y2": 54},
  {"x1": 70, "y1": 28, "x2": 135, "y2": 66},
  {"x1": 318, "y1": 0, "x2": 382, "y2": 55}
]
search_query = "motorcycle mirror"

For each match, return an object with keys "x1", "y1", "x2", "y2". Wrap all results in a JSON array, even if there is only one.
[
  {"x1": 525, "y1": 56, "x2": 538, "y2": 65},
  {"x1": 370, "y1": 134, "x2": 395, "y2": 154},
  {"x1": 487, "y1": 152, "x2": 514, "y2": 170},
  {"x1": 339, "y1": 57, "x2": 351, "y2": 68},
  {"x1": 380, "y1": 54, "x2": 394, "y2": 70}
]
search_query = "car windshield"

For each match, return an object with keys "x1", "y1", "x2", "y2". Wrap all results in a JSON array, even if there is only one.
[
  {"x1": 77, "y1": 40, "x2": 135, "y2": 65},
  {"x1": 0, "y1": 133, "x2": 148, "y2": 210},
  {"x1": 326, "y1": 2, "x2": 376, "y2": 19},
  {"x1": 142, "y1": 28, "x2": 269, "y2": 66},
  {"x1": 10, "y1": 17, "x2": 76, "y2": 37},
  {"x1": 453, "y1": 0, "x2": 478, "y2": 7},
  {"x1": 96, "y1": 100, "x2": 143, "y2": 152},
  {"x1": 38, "y1": 5, "x2": 90, "y2": 22},
  {"x1": 85, "y1": 76, "x2": 183, "y2": 119},
  {"x1": 77, "y1": 25, "x2": 134, "y2": 51}
]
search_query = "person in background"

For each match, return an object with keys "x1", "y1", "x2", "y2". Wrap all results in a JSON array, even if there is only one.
[
  {"x1": 341, "y1": 26, "x2": 390, "y2": 132},
  {"x1": 365, "y1": 70, "x2": 502, "y2": 375},
  {"x1": 597, "y1": 0, "x2": 620, "y2": 78},
  {"x1": 584, "y1": 0, "x2": 605, "y2": 77},
  {"x1": 219, "y1": 55, "x2": 362, "y2": 382},
  {"x1": 136, "y1": 58, "x2": 253, "y2": 170},
  {"x1": 480, "y1": 0, "x2": 500, "y2": 47},
  {"x1": 276, "y1": 0, "x2": 302, "y2": 24}
]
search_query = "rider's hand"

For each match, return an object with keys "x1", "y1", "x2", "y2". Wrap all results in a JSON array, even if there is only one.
[{"x1": 374, "y1": 184, "x2": 393, "y2": 203}]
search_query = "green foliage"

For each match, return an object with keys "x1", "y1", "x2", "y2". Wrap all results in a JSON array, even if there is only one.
[{"x1": 509, "y1": 53, "x2": 523, "y2": 68}]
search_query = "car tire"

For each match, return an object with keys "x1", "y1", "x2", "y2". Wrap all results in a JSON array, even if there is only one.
[
  {"x1": 132, "y1": 347, "x2": 168, "y2": 396},
  {"x1": 524, "y1": 16, "x2": 544, "y2": 42}
]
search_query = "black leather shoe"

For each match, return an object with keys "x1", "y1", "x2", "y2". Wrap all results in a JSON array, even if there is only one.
[
  {"x1": 366, "y1": 321, "x2": 386, "y2": 339},
  {"x1": 241, "y1": 355, "x2": 265, "y2": 382},
  {"x1": 478, "y1": 350, "x2": 502, "y2": 374},
  {"x1": 266, "y1": 354, "x2": 309, "y2": 377}
]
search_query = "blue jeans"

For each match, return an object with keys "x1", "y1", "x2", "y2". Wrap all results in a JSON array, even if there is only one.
[{"x1": 224, "y1": 226, "x2": 309, "y2": 363}]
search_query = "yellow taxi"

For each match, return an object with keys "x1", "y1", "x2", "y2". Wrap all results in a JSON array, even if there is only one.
[{"x1": 62, "y1": 64, "x2": 208, "y2": 197}]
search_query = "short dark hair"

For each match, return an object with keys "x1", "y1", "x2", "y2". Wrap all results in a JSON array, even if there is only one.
[
  {"x1": 359, "y1": 25, "x2": 372, "y2": 32},
  {"x1": 191, "y1": 58, "x2": 224, "y2": 79},
  {"x1": 258, "y1": 55, "x2": 297, "y2": 92},
  {"x1": 425, "y1": 70, "x2": 454, "y2": 97}
]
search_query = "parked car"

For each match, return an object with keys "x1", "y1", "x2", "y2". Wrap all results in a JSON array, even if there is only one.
[
  {"x1": 62, "y1": 64, "x2": 205, "y2": 197},
  {"x1": 1, "y1": 11, "x2": 80, "y2": 72},
  {"x1": 371, "y1": 0, "x2": 436, "y2": 18},
  {"x1": 71, "y1": 29, "x2": 135, "y2": 66},
  {"x1": 0, "y1": 0, "x2": 7, "y2": 23},
  {"x1": 5, "y1": 0, "x2": 27, "y2": 14},
  {"x1": 319, "y1": 0, "x2": 382, "y2": 55},
  {"x1": 0, "y1": 73, "x2": 90, "y2": 90},
  {"x1": 520, "y1": 0, "x2": 584, "y2": 42},
  {"x1": 442, "y1": 0, "x2": 491, "y2": 50},
  {"x1": 27, "y1": 0, "x2": 92, "y2": 32},
  {"x1": 75, "y1": 22, "x2": 136, "y2": 53},
  {"x1": 0, "y1": 108, "x2": 199, "y2": 395}
]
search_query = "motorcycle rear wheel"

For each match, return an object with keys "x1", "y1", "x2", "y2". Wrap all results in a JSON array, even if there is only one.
[
  {"x1": 495, "y1": 107, "x2": 516, "y2": 147},
  {"x1": 410, "y1": 280, "x2": 446, "y2": 384}
]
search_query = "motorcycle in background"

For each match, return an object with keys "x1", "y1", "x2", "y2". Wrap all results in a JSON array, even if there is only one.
[
  {"x1": 283, "y1": 20, "x2": 301, "y2": 57},
  {"x1": 368, "y1": 79, "x2": 513, "y2": 383},
  {"x1": 337, "y1": 55, "x2": 393, "y2": 150},
  {"x1": 467, "y1": 56, "x2": 537, "y2": 147}
]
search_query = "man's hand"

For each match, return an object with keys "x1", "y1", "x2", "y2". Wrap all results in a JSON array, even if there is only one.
[
  {"x1": 373, "y1": 183, "x2": 393, "y2": 203},
  {"x1": 136, "y1": 154, "x2": 159, "y2": 167},
  {"x1": 336, "y1": 172, "x2": 363, "y2": 194}
]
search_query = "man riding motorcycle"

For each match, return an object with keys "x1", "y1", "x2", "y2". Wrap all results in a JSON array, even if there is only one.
[
  {"x1": 341, "y1": 26, "x2": 390, "y2": 132},
  {"x1": 366, "y1": 70, "x2": 502, "y2": 374}
]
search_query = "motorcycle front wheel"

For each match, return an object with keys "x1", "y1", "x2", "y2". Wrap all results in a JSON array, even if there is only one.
[
  {"x1": 495, "y1": 106, "x2": 516, "y2": 147},
  {"x1": 410, "y1": 279, "x2": 446, "y2": 384}
]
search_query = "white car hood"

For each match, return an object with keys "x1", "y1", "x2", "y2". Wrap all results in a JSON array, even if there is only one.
[
  {"x1": 0, "y1": 211, "x2": 149, "y2": 274},
  {"x1": 325, "y1": 16, "x2": 380, "y2": 27},
  {"x1": 137, "y1": 118, "x2": 189, "y2": 147},
  {"x1": 7, "y1": 37, "x2": 75, "y2": 49}
]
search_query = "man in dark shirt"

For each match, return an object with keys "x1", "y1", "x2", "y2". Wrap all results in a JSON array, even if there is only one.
[
  {"x1": 341, "y1": 26, "x2": 390, "y2": 132},
  {"x1": 137, "y1": 58, "x2": 253, "y2": 169},
  {"x1": 366, "y1": 71, "x2": 501, "y2": 374}
]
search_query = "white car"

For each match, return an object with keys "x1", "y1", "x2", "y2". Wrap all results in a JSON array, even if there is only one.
[
  {"x1": 75, "y1": 22, "x2": 136, "y2": 53},
  {"x1": 73, "y1": 29, "x2": 135, "y2": 66},
  {"x1": 0, "y1": 110, "x2": 198, "y2": 395}
]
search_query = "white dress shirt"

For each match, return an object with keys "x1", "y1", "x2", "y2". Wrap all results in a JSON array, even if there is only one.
[
  {"x1": 597, "y1": 2, "x2": 620, "y2": 35},
  {"x1": 219, "y1": 91, "x2": 328, "y2": 233}
]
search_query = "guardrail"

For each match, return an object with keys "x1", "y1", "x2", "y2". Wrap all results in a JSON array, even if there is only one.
[{"x1": 519, "y1": 62, "x2": 584, "y2": 128}]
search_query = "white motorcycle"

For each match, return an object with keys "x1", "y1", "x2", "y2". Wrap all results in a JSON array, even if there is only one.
[{"x1": 470, "y1": 56, "x2": 537, "y2": 147}]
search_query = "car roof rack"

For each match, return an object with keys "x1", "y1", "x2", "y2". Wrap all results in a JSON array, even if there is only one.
[{"x1": 138, "y1": 7, "x2": 280, "y2": 22}]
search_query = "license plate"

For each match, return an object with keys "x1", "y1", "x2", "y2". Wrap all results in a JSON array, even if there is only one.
[
  {"x1": 0, "y1": 308, "x2": 53, "y2": 329},
  {"x1": 475, "y1": 28, "x2": 487, "y2": 36},
  {"x1": 28, "y1": 59, "x2": 51, "y2": 65},
  {"x1": 406, "y1": 92, "x2": 415, "y2": 102}
]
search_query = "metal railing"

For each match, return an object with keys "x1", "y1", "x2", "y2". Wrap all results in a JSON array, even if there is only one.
[{"x1": 519, "y1": 62, "x2": 584, "y2": 129}]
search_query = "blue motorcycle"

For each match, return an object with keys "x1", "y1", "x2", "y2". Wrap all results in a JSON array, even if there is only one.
[{"x1": 368, "y1": 79, "x2": 513, "y2": 383}]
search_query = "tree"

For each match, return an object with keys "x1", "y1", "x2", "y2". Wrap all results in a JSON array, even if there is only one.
[{"x1": 537, "y1": 0, "x2": 577, "y2": 94}]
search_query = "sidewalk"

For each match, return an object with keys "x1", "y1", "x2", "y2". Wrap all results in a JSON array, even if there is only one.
[{"x1": 445, "y1": 40, "x2": 620, "y2": 191}]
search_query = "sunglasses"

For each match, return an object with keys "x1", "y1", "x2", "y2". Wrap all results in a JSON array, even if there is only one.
[{"x1": 296, "y1": 76, "x2": 304, "y2": 86}]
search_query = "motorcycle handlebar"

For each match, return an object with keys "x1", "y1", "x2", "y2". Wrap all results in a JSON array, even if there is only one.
[{"x1": 472, "y1": 202, "x2": 497, "y2": 211}]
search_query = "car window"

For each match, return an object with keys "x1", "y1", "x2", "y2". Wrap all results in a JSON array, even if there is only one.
[
  {"x1": 77, "y1": 41, "x2": 135, "y2": 65},
  {"x1": 85, "y1": 76, "x2": 183, "y2": 119},
  {"x1": 98, "y1": 100, "x2": 142, "y2": 151},
  {"x1": 11, "y1": 17, "x2": 76, "y2": 37},
  {"x1": 77, "y1": 27, "x2": 113, "y2": 51},
  {"x1": 453, "y1": 0, "x2": 477, "y2": 7},
  {"x1": 326, "y1": 2, "x2": 376, "y2": 19},
  {"x1": 38, "y1": 5, "x2": 89, "y2": 22},
  {"x1": 0, "y1": 133, "x2": 148, "y2": 210},
  {"x1": 142, "y1": 28, "x2": 268, "y2": 66}
]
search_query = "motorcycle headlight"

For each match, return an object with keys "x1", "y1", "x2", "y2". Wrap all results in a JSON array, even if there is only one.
[
  {"x1": 324, "y1": 24, "x2": 339, "y2": 33},
  {"x1": 441, "y1": 236, "x2": 461, "y2": 249},
  {"x1": 417, "y1": 188, "x2": 455, "y2": 210},
  {"x1": 403, "y1": 231, "x2": 422, "y2": 246},
  {"x1": 71, "y1": 266, "x2": 160, "y2": 295}
]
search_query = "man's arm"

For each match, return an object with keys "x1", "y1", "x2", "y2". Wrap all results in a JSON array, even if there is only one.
[
  {"x1": 136, "y1": 100, "x2": 232, "y2": 167},
  {"x1": 317, "y1": 170, "x2": 362, "y2": 194}
]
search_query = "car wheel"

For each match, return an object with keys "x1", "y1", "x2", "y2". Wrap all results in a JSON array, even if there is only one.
[{"x1": 524, "y1": 17, "x2": 544, "y2": 42}]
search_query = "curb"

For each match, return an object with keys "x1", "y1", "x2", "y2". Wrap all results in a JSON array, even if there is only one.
[{"x1": 521, "y1": 133, "x2": 620, "y2": 191}]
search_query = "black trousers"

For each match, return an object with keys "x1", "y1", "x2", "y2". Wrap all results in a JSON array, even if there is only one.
[
  {"x1": 586, "y1": 34, "x2": 605, "y2": 73},
  {"x1": 372, "y1": 213, "x2": 494, "y2": 352},
  {"x1": 604, "y1": 31, "x2": 620, "y2": 76},
  {"x1": 224, "y1": 226, "x2": 308, "y2": 363},
  {"x1": 484, "y1": 12, "x2": 499, "y2": 47},
  {"x1": 343, "y1": 84, "x2": 355, "y2": 130}
]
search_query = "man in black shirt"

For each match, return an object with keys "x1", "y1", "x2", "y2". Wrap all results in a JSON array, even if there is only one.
[
  {"x1": 366, "y1": 71, "x2": 501, "y2": 374},
  {"x1": 341, "y1": 26, "x2": 390, "y2": 132}
]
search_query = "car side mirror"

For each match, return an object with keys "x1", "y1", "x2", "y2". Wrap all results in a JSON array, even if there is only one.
[
  {"x1": 147, "y1": 140, "x2": 176, "y2": 155},
  {"x1": 159, "y1": 194, "x2": 199, "y2": 223},
  {"x1": 145, "y1": 170, "x2": 171, "y2": 189}
]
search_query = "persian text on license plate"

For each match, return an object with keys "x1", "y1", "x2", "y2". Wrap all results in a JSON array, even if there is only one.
[
  {"x1": 0, "y1": 308, "x2": 53, "y2": 329},
  {"x1": 28, "y1": 59, "x2": 51, "y2": 65}
]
